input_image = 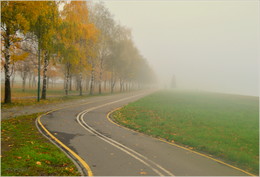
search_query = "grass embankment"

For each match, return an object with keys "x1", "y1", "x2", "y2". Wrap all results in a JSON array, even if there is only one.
[
  {"x1": 112, "y1": 90, "x2": 259, "y2": 174},
  {"x1": 1, "y1": 113, "x2": 81, "y2": 176}
]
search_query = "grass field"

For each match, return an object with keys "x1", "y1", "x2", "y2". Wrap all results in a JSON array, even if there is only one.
[
  {"x1": 112, "y1": 90, "x2": 259, "y2": 174},
  {"x1": 1, "y1": 113, "x2": 81, "y2": 176}
]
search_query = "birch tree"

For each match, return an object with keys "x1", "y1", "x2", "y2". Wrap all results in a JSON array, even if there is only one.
[{"x1": 1, "y1": 1, "x2": 30, "y2": 103}]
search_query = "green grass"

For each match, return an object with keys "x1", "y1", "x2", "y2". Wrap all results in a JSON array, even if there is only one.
[
  {"x1": 1, "y1": 91, "x2": 113, "y2": 109},
  {"x1": 1, "y1": 87, "x2": 79, "y2": 98},
  {"x1": 112, "y1": 90, "x2": 259, "y2": 175},
  {"x1": 1, "y1": 95, "x2": 86, "y2": 109},
  {"x1": 1, "y1": 113, "x2": 81, "y2": 176}
]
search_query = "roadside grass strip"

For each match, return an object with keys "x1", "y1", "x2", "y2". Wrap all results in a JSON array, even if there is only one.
[
  {"x1": 1, "y1": 88, "x2": 118, "y2": 109},
  {"x1": 1, "y1": 94, "x2": 92, "y2": 109},
  {"x1": 111, "y1": 90, "x2": 259, "y2": 175},
  {"x1": 1, "y1": 113, "x2": 81, "y2": 176}
]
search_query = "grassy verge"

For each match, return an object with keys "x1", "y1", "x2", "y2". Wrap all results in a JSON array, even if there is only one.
[
  {"x1": 1, "y1": 95, "x2": 87, "y2": 109},
  {"x1": 111, "y1": 90, "x2": 259, "y2": 175},
  {"x1": 1, "y1": 87, "x2": 79, "y2": 98},
  {"x1": 1, "y1": 92, "x2": 113, "y2": 109},
  {"x1": 1, "y1": 113, "x2": 81, "y2": 176}
]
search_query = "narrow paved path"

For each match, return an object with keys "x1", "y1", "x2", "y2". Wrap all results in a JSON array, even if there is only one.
[{"x1": 38, "y1": 90, "x2": 251, "y2": 176}]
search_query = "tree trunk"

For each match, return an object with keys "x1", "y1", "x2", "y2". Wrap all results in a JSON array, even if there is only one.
[
  {"x1": 85, "y1": 76, "x2": 89, "y2": 91},
  {"x1": 4, "y1": 27, "x2": 12, "y2": 103},
  {"x1": 120, "y1": 79, "x2": 123, "y2": 92},
  {"x1": 104, "y1": 80, "x2": 106, "y2": 91},
  {"x1": 111, "y1": 79, "x2": 116, "y2": 94},
  {"x1": 98, "y1": 58, "x2": 103, "y2": 94},
  {"x1": 64, "y1": 76, "x2": 66, "y2": 89},
  {"x1": 28, "y1": 73, "x2": 32, "y2": 88},
  {"x1": 79, "y1": 73, "x2": 82, "y2": 96},
  {"x1": 125, "y1": 83, "x2": 128, "y2": 92},
  {"x1": 75, "y1": 75, "x2": 78, "y2": 91},
  {"x1": 89, "y1": 65, "x2": 95, "y2": 95},
  {"x1": 22, "y1": 72, "x2": 27, "y2": 92},
  {"x1": 65, "y1": 62, "x2": 70, "y2": 95},
  {"x1": 37, "y1": 42, "x2": 41, "y2": 102},
  {"x1": 69, "y1": 74, "x2": 72, "y2": 91},
  {"x1": 128, "y1": 82, "x2": 131, "y2": 91},
  {"x1": 41, "y1": 51, "x2": 49, "y2": 100},
  {"x1": 98, "y1": 75, "x2": 102, "y2": 94},
  {"x1": 111, "y1": 68, "x2": 115, "y2": 94},
  {"x1": 111, "y1": 76, "x2": 113, "y2": 94}
]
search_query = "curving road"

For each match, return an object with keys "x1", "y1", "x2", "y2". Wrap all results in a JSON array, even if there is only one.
[{"x1": 37, "y1": 90, "x2": 252, "y2": 176}]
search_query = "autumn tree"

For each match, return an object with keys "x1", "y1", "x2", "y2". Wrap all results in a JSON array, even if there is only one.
[
  {"x1": 105, "y1": 25, "x2": 133, "y2": 93},
  {"x1": 89, "y1": 2, "x2": 115, "y2": 94},
  {"x1": 1, "y1": 1, "x2": 31, "y2": 103},
  {"x1": 59, "y1": 1, "x2": 98, "y2": 96},
  {"x1": 28, "y1": 1, "x2": 60, "y2": 100}
]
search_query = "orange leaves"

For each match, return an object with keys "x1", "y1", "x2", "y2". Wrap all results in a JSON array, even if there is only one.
[
  {"x1": 140, "y1": 169, "x2": 148, "y2": 175},
  {"x1": 62, "y1": 163, "x2": 68, "y2": 167},
  {"x1": 140, "y1": 171, "x2": 148, "y2": 175},
  {"x1": 16, "y1": 156, "x2": 22, "y2": 159},
  {"x1": 45, "y1": 160, "x2": 51, "y2": 165},
  {"x1": 65, "y1": 167, "x2": 74, "y2": 172}
]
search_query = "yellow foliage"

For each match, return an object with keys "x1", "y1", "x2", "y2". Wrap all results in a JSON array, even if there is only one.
[
  {"x1": 11, "y1": 52, "x2": 29, "y2": 62},
  {"x1": 59, "y1": 1, "x2": 99, "y2": 71}
]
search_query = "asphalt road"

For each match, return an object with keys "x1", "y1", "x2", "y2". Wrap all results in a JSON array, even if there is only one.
[{"x1": 38, "y1": 90, "x2": 251, "y2": 176}]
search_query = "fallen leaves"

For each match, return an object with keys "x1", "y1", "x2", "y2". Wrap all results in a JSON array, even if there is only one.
[
  {"x1": 140, "y1": 171, "x2": 147, "y2": 175},
  {"x1": 62, "y1": 163, "x2": 68, "y2": 167},
  {"x1": 26, "y1": 141, "x2": 34, "y2": 144},
  {"x1": 65, "y1": 167, "x2": 74, "y2": 172},
  {"x1": 45, "y1": 160, "x2": 51, "y2": 164}
]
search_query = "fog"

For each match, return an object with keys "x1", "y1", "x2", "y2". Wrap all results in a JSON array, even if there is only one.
[{"x1": 104, "y1": 0, "x2": 259, "y2": 96}]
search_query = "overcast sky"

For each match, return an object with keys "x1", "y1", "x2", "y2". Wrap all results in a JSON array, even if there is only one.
[{"x1": 103, "y1": 0, "x2": 259, "y2": 96}]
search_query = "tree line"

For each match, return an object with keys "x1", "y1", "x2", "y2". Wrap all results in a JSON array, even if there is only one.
[{"x1": 1, "y1": 1, "x2": 156, "y2": 103}]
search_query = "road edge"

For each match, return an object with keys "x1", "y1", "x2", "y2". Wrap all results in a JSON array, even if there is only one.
[
  {"x1": 35, "y1": 117, "x2": 85, "y2": 176},
  {"x1": 35, "y1": 110, "x2": 93, "y2": 176},
  {"x1": 107, "y1": 107, "x2": 255, "y2": 176}
]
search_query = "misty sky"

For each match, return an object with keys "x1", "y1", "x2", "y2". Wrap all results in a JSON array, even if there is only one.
[{"x1": 104, "y1": 0, "x2": 259, "y2": 96}]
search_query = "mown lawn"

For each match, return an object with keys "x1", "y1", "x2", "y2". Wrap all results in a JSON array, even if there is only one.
[
  {"x1": 112, "y1": 90, "x2": 259, "y2": 175},
  {"x1": 1, "y1": 113, "x2": 81, "y2": 176}
]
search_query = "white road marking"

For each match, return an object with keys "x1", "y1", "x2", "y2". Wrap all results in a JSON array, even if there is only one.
[{"x1": 76, "y1": 93, "x2": 175, "y2": 176}]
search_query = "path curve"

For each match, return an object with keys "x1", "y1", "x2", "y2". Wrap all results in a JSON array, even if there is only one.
[{"x1": 37, "y1": 90, "x2": 253, "y2": 176}]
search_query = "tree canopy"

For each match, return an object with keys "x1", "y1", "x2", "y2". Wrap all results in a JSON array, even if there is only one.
[{"x1": 1, "y1": 1, "x2": 156, "y2": 103}]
